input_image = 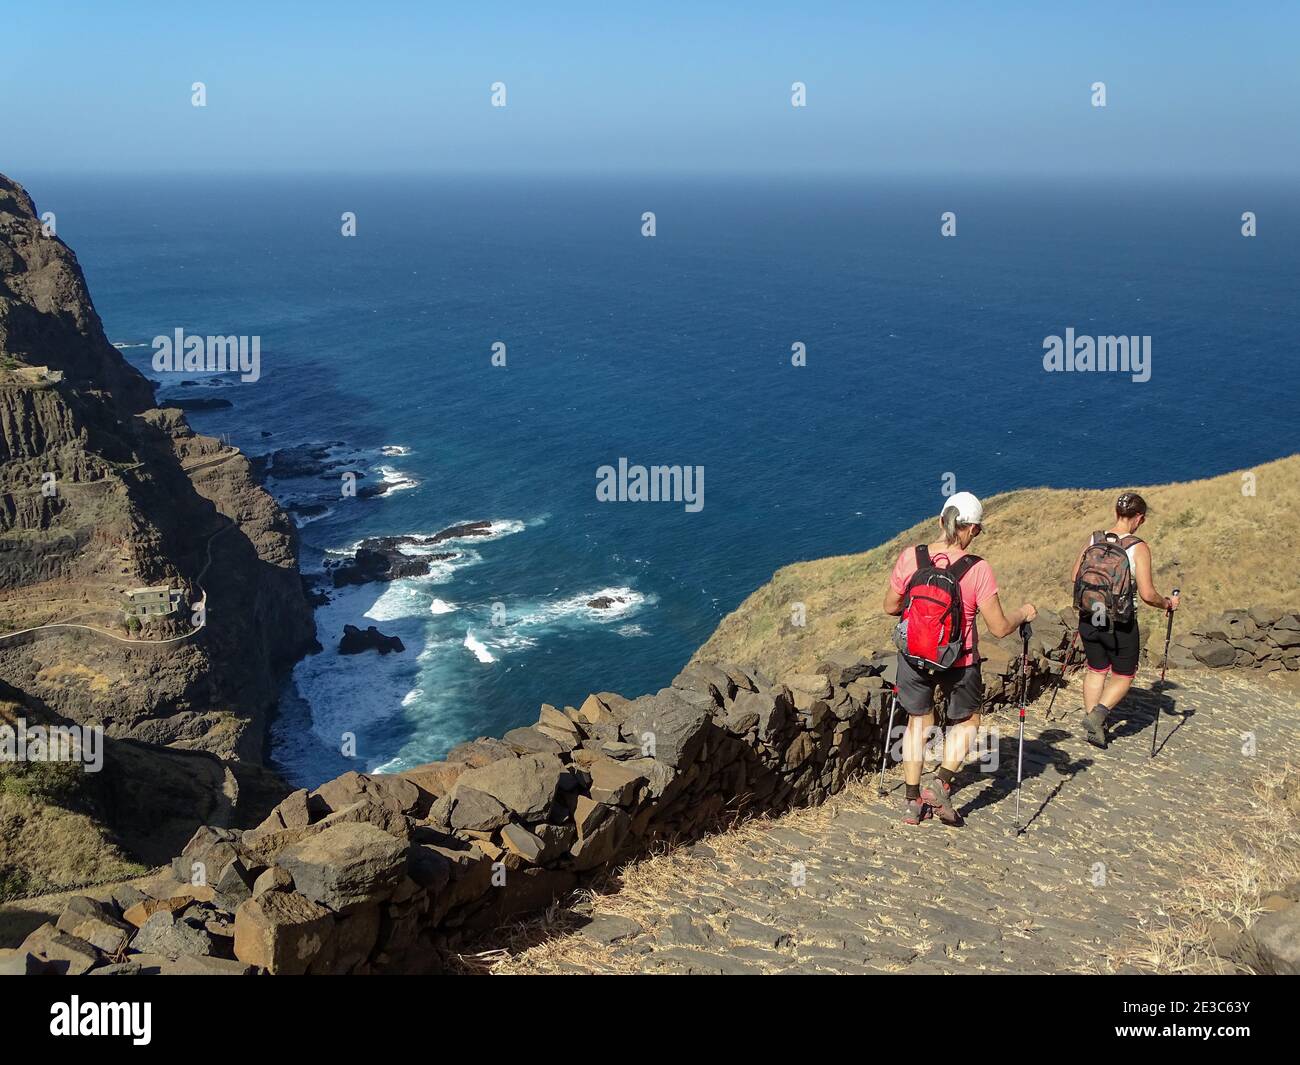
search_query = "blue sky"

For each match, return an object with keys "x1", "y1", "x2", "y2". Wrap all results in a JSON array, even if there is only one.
[{"x1": 4, "y1": 1, "x2": 1297, "y2": 175}]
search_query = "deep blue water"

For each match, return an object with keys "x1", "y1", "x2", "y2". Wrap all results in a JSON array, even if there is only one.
[{"x1": 21, "y1": 173, "x2": 1299, "y2": 786}]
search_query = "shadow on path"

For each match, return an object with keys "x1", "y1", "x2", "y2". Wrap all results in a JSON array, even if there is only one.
[
  {"x1": 956, "y1": 727, "x2": 1093, "y2": 821},
  {"x1": 1108, "y1": 686, "x2": 1185, "y2": 751}
]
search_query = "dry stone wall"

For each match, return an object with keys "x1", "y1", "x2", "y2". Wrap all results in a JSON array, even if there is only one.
[
  {"x1": 1168, "y1": 606, "x2": 1300, "y2": 673},
  {"x1": 9, "y1": 603, "x2": 1291, "y2": 975}
]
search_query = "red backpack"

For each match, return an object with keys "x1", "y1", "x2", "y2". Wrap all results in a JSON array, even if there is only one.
[{"x1": 894, "y1": 545, "x2": 981, "y2": 674}]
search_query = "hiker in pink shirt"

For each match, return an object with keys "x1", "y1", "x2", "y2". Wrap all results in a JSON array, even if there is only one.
[{"x1": 883, "y1": 492, "x2": 1036, "y2": 826}]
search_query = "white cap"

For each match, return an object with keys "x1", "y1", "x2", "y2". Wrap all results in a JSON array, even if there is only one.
[{"x1": 942, "y1": 491, "x2": 984, "y2": 525}]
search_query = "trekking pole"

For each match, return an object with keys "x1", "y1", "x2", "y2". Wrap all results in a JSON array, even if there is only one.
[
  {"x1": 1157, "y1": 588, "x2": 1181, "y2": 688},
  {"x1": 877, "y1": 688, "x2": 898, "y2": 797},
  {"x1": 1152, "y1": 588, "x2": 1180, "y2": 757},
  {"x1": 1043, "y1": 628, "x2": 1081, "y2": 722},
  {"x1": 1013, "y1": 621, "x2": 1032, "y2": 836}
]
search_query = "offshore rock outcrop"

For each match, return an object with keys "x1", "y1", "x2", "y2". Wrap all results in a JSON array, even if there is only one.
[
  {"x1": 0, "y1": 172, "x2": 316, "y2": 873},
  {"x1": 327, "y1": 523, "x2": 494, "y2": 588}
]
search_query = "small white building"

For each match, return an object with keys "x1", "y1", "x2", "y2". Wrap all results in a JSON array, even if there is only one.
[{"x1": 123, "y1": 586, "x2": 182, "y2": 618}]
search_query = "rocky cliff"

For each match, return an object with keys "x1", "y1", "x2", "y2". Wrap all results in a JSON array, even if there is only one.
[{"x1": 0, "y1": 172, "x2": 316, "y2": 887}]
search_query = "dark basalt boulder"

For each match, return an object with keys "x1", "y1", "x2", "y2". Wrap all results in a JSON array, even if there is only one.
[
  {"x1": 338, "y1": 624, "x2": 405, "y2": 655},
  {"x1": 328, "y1": 522, "x2": 493, "y2": 587},
  {"x1": 331, "y1": 546, "x2": 449, "y2": 587},
  {"x1": 264, "y1": 442, "x2": 342, "y2": 479}
]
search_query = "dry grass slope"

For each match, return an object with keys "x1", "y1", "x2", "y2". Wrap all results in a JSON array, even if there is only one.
[
  {"x1": 0, "y1": 701, "x2": 146, "y2": 902},
  {"x1": 694, "y1": 454, "x2": 1300, "y2": 676}
]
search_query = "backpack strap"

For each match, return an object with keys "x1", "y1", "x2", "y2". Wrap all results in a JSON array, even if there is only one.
[
  {"x1": 1118, "y1": 535, "x2": 1143, "y2": 549},
  {"x1": 1090, "y1": 530, "x2": 1105, "y2": 546},
  {"x1": 915, "y1": 544, "x2": 931, "y2": 569},
  {"x1": 949, "y1": 554, "x2": 983, "y2": 648},
  {"x1": 947, "y1": 554, "x2": 982, "y2": 581}
]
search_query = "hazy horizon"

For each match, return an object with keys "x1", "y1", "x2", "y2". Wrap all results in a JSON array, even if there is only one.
[{"x1": 5, "y1": 1, "x2": 1298, "y2": 178}]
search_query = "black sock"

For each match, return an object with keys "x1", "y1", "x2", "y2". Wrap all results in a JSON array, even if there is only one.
[
  {"x1": 906, "y1": 783, "x2": 921, "y2": 800},
  {"x1": 1093, "y1": 702, "x2": 1109, "y2": 718},
  {"x1": 937, "y1": 766, "x2": 955, "y2": 786}
]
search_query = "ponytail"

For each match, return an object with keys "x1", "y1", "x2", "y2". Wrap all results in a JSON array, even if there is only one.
[{"x1": 941, "y1": 506, "x2": 961, "y2": 545}]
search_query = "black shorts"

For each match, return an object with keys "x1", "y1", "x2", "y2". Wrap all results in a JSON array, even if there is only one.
[
  {"x1": 894, "y1": 654, "x2": 984, "y2": 722},
  {"x1": 1078, "y1": 615, "x2": 1140, "y2": 678}
]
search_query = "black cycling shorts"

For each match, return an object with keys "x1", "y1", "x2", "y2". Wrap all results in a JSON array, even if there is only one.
[{"x1": 1078, "y1": 615, "x2": 1140, "y2": 678}]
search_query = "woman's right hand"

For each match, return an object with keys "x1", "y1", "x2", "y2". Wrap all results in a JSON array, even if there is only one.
[{"x1": 1021, "y1": 603, "x2": 1038, "y2": 624}]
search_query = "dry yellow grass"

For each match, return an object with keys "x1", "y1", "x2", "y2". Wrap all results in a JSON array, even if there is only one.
[
  {"x1": 0, "y1": 699, "x2": 147, "y2": 905},
  {"x1": 0, "y1": 789, "x2": 146, "y2": 900},
  {"x1": 1109, "y1": 767, "x2": 1300, "y2": 974},
  {"x1": 695, "y1": 454, "x2": 1300, "y2": 675}
]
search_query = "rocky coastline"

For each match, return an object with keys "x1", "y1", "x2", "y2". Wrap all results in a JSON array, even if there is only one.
[{"x1": 0, "y1": 172, "x2": 316, "y2": 884}]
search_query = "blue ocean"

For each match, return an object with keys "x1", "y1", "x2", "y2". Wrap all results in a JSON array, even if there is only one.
[{"x1": 25, "y1": 174, "x2": 1299, "y2": 786}]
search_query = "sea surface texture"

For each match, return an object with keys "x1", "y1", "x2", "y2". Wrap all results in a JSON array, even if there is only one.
[{"x1": 29, "y1": 174, "x2": 1298, "y2": 785}]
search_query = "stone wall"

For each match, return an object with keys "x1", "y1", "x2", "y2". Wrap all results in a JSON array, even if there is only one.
[
  {"x1": 7, "y1": 651, "x2": 950, "y2": 974},
  {"x1": 981, "y1": 604, "x2": 1300, "y2": 678},
  {"x1": 1165, "y1": 606, "x2": 1300, "y2": 673},
  {"x1": 8, "y1": 603, "x2": 1292, "y2": 975}
]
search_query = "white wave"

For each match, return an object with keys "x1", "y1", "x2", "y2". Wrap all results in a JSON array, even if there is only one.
[
  {"x1": 513, "y1": 586, "x2": 653, "y2": 627},
  {"x1": 483, "y1": 518, "x2": 526, "y2": 539},
  {"x1": 463, "y1": 630, "x2": 496, "y2": 663},
  {"x1": 293, "y1": 507, "x2": 335, "y2": 527},
  {"x1": 456, "y1": 586, "x2": 654, "y2": 663},
  {"x1": 363, "y1": 519, "x2": 526, "y2": 556},
  {"x1": 365, "y1": 581, "x2": 437, "y2": 622},
  {"x1": 377, "y1": 466, "x2": 419, "y2": 494},
  {"x1": 412, "y1": 551, "x2": 480, "y2": 585},
  {"x1": 400, "y1": 540, "x2": 458, "y2": 557},
  {"x1": 406, "y1": 518, "x2": 527, "y2": 548},
  {"x1": 381, "y1": 444, "x2": 411, "y2": 456},
  {"x1": 113, "y1": 341, "x2": 150, "y2": 349},
  {"x1": 429, "y1": 598, "x2": 458, "y2": 614},
  {"x1": 322, "y1": 536, "x2": 367, "y2": 557},
  {"x1": 320, "y1": 544, "x2": 480, "y2": 587},
  {"x1": 483, "y1": 630, "x2": 538, "y2": 652},
  {"x1": 288, "y1": 582, "x2": 425, "y2": 749}
]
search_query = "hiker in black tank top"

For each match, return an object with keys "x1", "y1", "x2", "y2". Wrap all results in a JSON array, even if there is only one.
[{"x1": 1070, "y1": 492, "x2": 1180, "y2": 749}]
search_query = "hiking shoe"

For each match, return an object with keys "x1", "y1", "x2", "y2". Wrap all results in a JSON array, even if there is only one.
[
  {"x1": 920, "y1": 777, "x2": 963, "y2": 826},
  {"x1": 902, "y1": 798, "x2": 931, "y2": 825},
  {"x1": 1081, "y1": 705, "x2": 1109, "y2": 749}
]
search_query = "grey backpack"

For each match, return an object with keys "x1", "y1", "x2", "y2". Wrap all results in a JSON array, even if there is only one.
[{"x1": 1073, "y1": 531, "x2": 1140, "y2": 628}]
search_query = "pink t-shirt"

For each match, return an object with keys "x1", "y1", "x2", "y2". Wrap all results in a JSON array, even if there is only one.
[{"x1": 890, "y1": 545, "x2": 999, "y2": 668}]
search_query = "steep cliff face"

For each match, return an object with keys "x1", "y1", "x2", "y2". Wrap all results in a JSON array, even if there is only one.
[{"x1": 0, "y1": 172, "x2": 315, "y2": 873}]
